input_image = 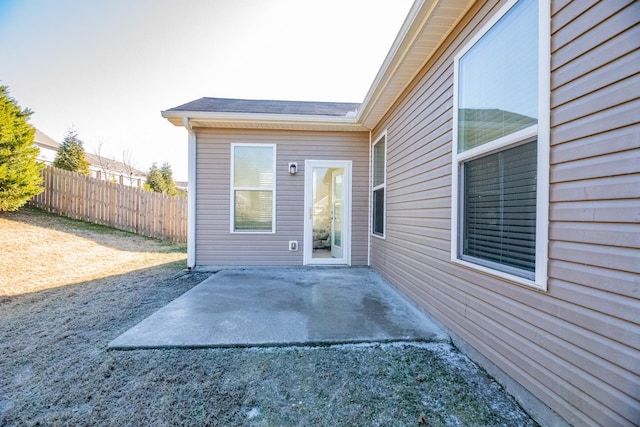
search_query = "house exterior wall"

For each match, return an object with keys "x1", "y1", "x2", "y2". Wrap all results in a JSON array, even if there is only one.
[
  {"x1": 370, "y1": 1, "x2": 639, "y2": 426},
  {"x1": 36, "y1": 145, "x2": 57, "y2": 165},
  {"x1": 194, "y1": 128, "x2": 370, "y2": 266}
]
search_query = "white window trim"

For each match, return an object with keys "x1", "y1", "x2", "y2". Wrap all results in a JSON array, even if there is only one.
[
  {"x1": 230, "y1": 143, "x2": 277, "y2": 234},
  {"x1": 371, "y1": 130, "x2": 387, "y2": 239},
  {"x1": 450, "y1": 0, "x2": 549, "y2": 291}
]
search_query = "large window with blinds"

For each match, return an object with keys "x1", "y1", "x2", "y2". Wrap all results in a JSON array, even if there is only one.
[
  {"x1": 231, "y1": 144, "x2": 276, "y2": 233},
  {"x1": 372, "y1": 132, "x2": 386, "y2": 238},
  {"x1": 452, "y1": 0, "x2": 548, "y2": 288}
]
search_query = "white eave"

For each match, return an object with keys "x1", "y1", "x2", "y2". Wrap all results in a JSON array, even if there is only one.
[
  {"x1": 161, "y1": 110, "x2": 366, "y2": 132},
  {"x1": 161, "y1": 0, "x2": 475, "y2": 132}
]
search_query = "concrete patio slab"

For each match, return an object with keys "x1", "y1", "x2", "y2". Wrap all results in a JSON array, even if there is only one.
[{"x1": 109, "y1": 267, "x2": 447, "y2": 349}]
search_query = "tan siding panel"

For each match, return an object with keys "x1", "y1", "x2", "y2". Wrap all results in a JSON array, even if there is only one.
[
  {"x1": 551, "y1": 148, "x2": 640, "y2": 182},
  {"x1": 550, "y1": 0, "x2": 598, "y2": 35},
  {"x1": 552, "y1": 2, "x2": 639, "y2": 70},
  {"x1": 551, "y1": 0, "x2": 633, "y2": 52},
  {"x1": 550, "y1": 241, "x2": 639, "y2": 274},
  {"x1": 548, "y1": 259, "x2": 639, "y2": 301},
  {"x1": 552, "y1": 24, "x2": 640, "y2": 89},
  {"x1": 551, "y1": 123, "x2": 640, "y2": 163},
  {"x1": 552, "y1": 75, "x2": 640, "y2": 127},
  {"x1": 549, "y1": 275, "x2": 640, "y2": 325},
  {"x1": 552, "y1": 50, "x2": 640, "y2": 108},
  {"x1": 552, "y1": 98, "x2": 640, "y2": 145},
  {"x1": 551, "y1": 174, "x2": 640, "y2": 201},
  {"x1": 550, "y1": 199, "x2": 639, "y2": 223},
  {"x1": 550, "y1": 221, "x2": 640, "y2": 248}
]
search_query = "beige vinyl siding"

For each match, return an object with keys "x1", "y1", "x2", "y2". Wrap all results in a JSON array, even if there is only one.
[
  {"x1": 195, "y1": 128, "x2": 369, "y2": 266},
  {"x1": 370, "y1": 1, "x2": 639, "y2": 426}
]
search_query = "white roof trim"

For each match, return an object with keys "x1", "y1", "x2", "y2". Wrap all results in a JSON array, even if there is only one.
[{"x1": 162, "y1": 110, "x2": 367, "y2": 132}]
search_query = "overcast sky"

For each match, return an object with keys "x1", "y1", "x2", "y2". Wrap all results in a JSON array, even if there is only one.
[{"x1": 1, "y1": 0, "x2": 413, "y2": 180}]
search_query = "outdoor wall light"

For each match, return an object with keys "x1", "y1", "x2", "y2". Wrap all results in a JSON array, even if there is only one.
[{"x1": 289, "y1": 162, "x2": 298, "y2": 175}]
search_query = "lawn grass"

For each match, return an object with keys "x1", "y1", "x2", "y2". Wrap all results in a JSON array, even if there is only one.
[{"x1": 0, "y1": 206, "x2": 186, "y2": 296}]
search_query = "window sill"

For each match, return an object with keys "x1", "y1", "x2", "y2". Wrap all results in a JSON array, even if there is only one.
[
  {"x1": 451, "y1": 257, "x2": 547, "y2": 292},
  {"x1": 230, "y1": 231, "x2": 276, "y2": 235}
]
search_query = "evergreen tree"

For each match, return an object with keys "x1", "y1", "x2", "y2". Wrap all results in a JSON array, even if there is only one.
[
  {"x1": 53, "y1": 128, "x2": 90, "y2": 175},
  {"x1": 0, "y1": 85, "x2": 44, "y2": 211},
  {"x1": 159, "y1": 162, "x2": 178, "y2": 196},
  {"x1": 145, "y1": 163, "x2": 166, "y2": 194},
  {"x1": 145, "y1": 162, "x2": 179, "y2": 195}
]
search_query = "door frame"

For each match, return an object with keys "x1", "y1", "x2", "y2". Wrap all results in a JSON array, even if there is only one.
[
  {"x1": 330, "y1": 168, "x2": 344, "y2": 259},
  {"x1": 303, "y1": 160, "x2": 352, "y2": 266}
]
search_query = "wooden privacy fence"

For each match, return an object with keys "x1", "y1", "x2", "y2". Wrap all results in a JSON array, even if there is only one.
[{"x1": 30, "y1": 165, "x2": 187, "y2": 242}]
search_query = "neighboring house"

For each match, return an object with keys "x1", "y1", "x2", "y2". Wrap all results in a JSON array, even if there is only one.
[
  {"x1": 33, "y1": 129, "x2": 59, "y2": 165},
  {"x1": 33, "y1": 129, "x2": 147, "y2": 187},
  {"x1": 83, "y1": 152, "x2": 147, "y2": 187},
  {"x1": 175, "y1": 180, "x2": 188, "y2": 192},
  {"x1": 162, "y1": 1, "x2": 639, "y2": 426}
]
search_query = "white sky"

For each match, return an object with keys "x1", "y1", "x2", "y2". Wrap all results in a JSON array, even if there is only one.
[{"x1": 0, "y1": 0, "x2": 413, "y2": 181}]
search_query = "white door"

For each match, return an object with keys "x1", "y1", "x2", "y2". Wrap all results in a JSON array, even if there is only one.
[{"x1": 304, "y1": 160, "x2": 351, "y2": 265}]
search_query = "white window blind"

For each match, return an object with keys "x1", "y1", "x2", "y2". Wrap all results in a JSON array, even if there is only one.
[{"x1": 462, "y1": 141, "x2": 537, "y2": 279}]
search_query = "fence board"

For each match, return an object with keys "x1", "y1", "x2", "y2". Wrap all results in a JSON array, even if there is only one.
[{"x1": 30, "y1": 165, "x2": 187, "y2": 242}]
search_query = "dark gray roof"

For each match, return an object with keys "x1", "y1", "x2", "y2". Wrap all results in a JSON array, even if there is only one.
[
  {"x1": 84, "y1": 152, "x2": 147, "y2": 177},
  {"x1": 167, "y1": 97, "x2": 360, "y2": 117}
]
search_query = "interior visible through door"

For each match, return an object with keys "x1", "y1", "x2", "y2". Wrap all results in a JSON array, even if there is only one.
[{"x1": 311, "y1": 166, "x2": 344, "y2": 260}]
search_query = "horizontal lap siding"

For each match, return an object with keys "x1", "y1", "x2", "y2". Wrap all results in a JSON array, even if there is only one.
[
  {"x1": 371, "y1": 0, "x2": 640, "y2": 426},
  {"x1": 195, "y1": 128, "x2": 369, "y2": 266}
]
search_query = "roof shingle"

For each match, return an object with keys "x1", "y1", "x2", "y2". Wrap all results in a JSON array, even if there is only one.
[{"x1": 168, "y1": 97, "x2": 360, "y2": 117}]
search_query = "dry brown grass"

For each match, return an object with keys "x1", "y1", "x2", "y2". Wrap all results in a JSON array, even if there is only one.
[{"x1": 0, "y1": 206, "x2": 186, "y2": 296}]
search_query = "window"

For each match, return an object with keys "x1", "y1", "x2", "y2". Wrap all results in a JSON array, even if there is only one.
[
  {"x1": 452, "y1": 0, "x2": 549, "y2": 289},
  {"x1": 372, "y1": 132, "x2": 386, "y2": 237},
  {"x1": 231, "y1": 144, "x2": 276, "y2": 233}
]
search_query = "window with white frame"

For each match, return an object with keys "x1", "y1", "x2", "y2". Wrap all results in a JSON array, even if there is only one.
[
  {"x1": 372, "y1": 132, "x2": 386, "y2": 237},
  {"x1": 452, "y1": 0, "x2": 548, "y2": 288},
  {"x1": 231, "y1": 144, "x2": 276, "y2": 233}
]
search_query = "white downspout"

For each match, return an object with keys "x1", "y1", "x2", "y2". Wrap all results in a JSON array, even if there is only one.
[
  {"x1": 184, "y1": 117, "x2": 197, "y2": 270},
  {"x1": 367, "y1": 130, "x2": 372, "y2": 267}
]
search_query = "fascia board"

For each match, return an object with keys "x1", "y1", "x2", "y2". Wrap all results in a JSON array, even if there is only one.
[{"x1": 161, "y1": 110, "x2": 369, "y2": 131}]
